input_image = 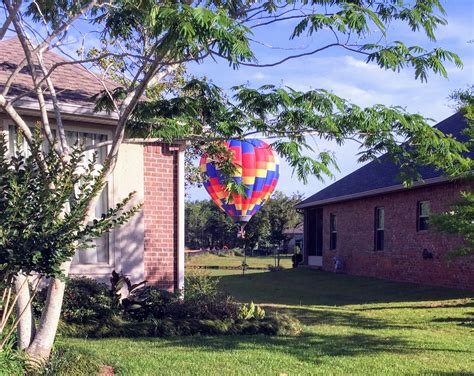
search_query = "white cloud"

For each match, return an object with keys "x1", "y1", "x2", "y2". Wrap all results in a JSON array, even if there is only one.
[{"x1": 251, "y1": 72, "x2": 267, "y2": 81}]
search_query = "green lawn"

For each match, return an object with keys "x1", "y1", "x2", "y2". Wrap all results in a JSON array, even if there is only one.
[
  {"x1": 60, "y1": 268, "x2": 474, "y2": 375},
  {"x1": 186, "y1": 253, "x2": 293, "y2": 270}
]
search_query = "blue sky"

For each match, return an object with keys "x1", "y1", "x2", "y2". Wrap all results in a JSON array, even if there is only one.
[{"x1": 187, "y1": 1, "x2": 474, "y2": 201}]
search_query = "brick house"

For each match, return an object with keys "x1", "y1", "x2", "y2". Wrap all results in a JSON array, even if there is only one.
[
  {"x1": 0, "y1": 37, "x2": 184, "y2": 291},
  {"x1": 295, "y1": 112, "x2": 473, "y2": 290}
]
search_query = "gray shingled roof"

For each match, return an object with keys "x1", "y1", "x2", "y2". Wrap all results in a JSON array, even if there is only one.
[
  {"x1": 296, "y1": 112, "x2": 472, "y2": 208},
  {"x1": 0, "y1": 37, "x2": 117, "y2": 108}
]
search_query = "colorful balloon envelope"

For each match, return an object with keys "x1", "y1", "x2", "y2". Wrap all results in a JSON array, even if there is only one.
[{"x1": 199, "y1": 139, "x2": 280, "y2": 227}]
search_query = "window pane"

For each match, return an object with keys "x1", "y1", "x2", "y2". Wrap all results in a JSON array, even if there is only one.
[
  {"x1": 67, "y1": 130, "x2": 109, "y2": 265},
  {"x1": 330, "y1": 232, "x2": 337, "y2": 250},
  {"x1": 375, "y1": 207, "x2": 385, "y2": 250},
  {"x1": 330, "y1": 213, "x2": 337, "y2": 232},
  {"x1": 420, "y1": 201, "x2": 430, "y2": 217},
  {"x1": 376, "y1": 230, "x2": 384, "y2": 251},
  {"x1": 419, "y1": 217, "x2": 429, "y2": 231},
  {"x1": 376, "y1": 207, "x2": 384, "y2": 229}
]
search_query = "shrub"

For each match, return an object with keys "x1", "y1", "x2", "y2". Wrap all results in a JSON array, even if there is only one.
[
  {"x1": 292, "y1": 252, "x2": 303, "y2": 268},
  {"x1": 232, "y1": 248, "x2": 244, "y2": 257},
  {"x1": 35, "y1": 277, "x2": 114, "y2": 324},
  {"x1": 58, "y1": 313, "x2": 302, "y2": 338},
  {"x1": 184, "y1": 270, "x2": 220, "y2": 300},
  {"x1": 0, "y1": 330, "x2": 24, "y2": 375},
  {"x1": 268, "y1": 313, "x2": 303, "y2": 335},
  {"x1": 36, "y1": 346, "x2": 103, "y2": 376}
]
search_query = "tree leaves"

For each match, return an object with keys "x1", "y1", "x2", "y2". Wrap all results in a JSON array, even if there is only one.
[{"x1": 130, "y1": 79, "x2": 471, "y2": 192}]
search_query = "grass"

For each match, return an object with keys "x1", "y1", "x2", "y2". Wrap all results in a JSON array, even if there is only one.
[
  {"x1": 59, "y1": 268, "x2": 474, "y2": 376},
  {"x1": 186, "y1": 253, "x2": 293, "y2": 270}
]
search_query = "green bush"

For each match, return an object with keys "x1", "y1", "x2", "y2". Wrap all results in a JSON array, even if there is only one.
[
  {"x1": 35, "y1": 277, "x2": 114, "y2": 324},
  {"x1": 35, "y1": 346, "x2": 103, "y2": 376},
  {"x1": 58, "y1": 313, "x2": 302, "y2": 338},
  {"x1": 38, "y1": 271, "x2": 301, "y2": 340},
  {"x1": 232, "y1": 248, "x2": 244, "y2": 257},
  {"x1": 184, "y1": 271, "x2": 220, "y2": 300},
  {"x1": 0, "y1": 330, "x2": 24, "y2": 375}
]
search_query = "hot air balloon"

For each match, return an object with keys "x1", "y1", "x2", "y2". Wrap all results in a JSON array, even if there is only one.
[{"x1": 199, "y1": 139, "x2": 280, "y2": 237}]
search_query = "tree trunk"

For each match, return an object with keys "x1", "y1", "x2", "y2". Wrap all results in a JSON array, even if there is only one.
[
  {"x1": 14, "y1": 274, "x2": 35, "y2": 350},
  {"x1": 26, "y1": 261, "x2": 71, "y2": 364}
]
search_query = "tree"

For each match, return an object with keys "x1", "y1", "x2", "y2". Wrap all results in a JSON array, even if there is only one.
[
  {"x1": 0, "y1": 132, "x2": 138, "y2": 352},
  {"x1": 0, "y1": 0, "x2": 472, "y2": 364},
  {"x1": 430, "y1": 86, "x2": 474, "y2": 257},
  {"x1": 264, "y1": 192, "x2": 303, "y2": 247},
  {"x1": 186, "y1": 192, "x2": 302, "y2": 255},
  {"x1": 185, "y1": 200, "x2": 235, "y2": 249}
]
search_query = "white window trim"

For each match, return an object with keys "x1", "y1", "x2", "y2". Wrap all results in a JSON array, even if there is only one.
[{"x1": 2, "y1": 119, "x2": 118, "y2": 272}]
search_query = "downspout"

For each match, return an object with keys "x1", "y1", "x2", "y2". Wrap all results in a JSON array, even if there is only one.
[{"x1": 177, "y1": 145, "x2": 185, "y2": 291}]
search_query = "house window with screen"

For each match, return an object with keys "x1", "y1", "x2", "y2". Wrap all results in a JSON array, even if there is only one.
[
  {"x1": 417, "y1": 201, "x2": 430, "y2": 231},
  {"x1": 329, "y1": 213, "x2": 337, "y2": 250},
  {"x1": 7, "y1": 125, "x2": 110, "y2": 264},
  {"x1": 374, "y1": 207, "x2": 384, "y2": 251}
]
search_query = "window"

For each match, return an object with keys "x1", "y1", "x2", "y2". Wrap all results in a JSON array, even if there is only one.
[
  {"x1": 7, "y1": 125, "x2": 110, "y2": 264},
  {"x1": 374, "y1": 207, "x2": 384, "y2": 251},
  {"x1": 329, "y1": 213, "x2": 337, "y2": 250},
  {"x1": 417, "y1": 201, "x2": 430, "y2": 231}
]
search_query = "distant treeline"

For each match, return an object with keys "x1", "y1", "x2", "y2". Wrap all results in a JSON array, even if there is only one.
[{"x1": 185, "y1": 191, "x2": 303, "y2": 251}]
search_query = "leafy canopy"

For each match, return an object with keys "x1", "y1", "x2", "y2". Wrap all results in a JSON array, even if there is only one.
[
  {"x1": 25, "y1": 0, "x2": 471, "y2": 190},
  {"x1": 430, "y1": 86, "x2": 474, "y2": 258}
]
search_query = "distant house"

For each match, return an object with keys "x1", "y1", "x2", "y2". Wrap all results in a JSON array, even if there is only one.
[
  {"x1": 295, "y1": 113, "x2": 473, "y2": 291},
  {"x1": 282, "y1": 223, "x2": 303, "y2": 253},
  {"x1": 0, "y1": 37, "x2": 185, "y2": 291}
]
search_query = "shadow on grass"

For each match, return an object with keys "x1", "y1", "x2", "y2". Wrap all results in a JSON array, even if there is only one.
[
  {"x1": 272, "y1": 306, "x2": 416, "y2": 330},
  {"x1": 117, "y1": 330, "x2": 469, "y2": 368},
  {"x1": 356, "y1": 300, "x2": 474, "y2": 311},
  {"x1": 431, "y1": 311, "x2": 474, "y2": 328},
  {"x1": 217, "y1": 269, "x2": 474, "y2": 306}
]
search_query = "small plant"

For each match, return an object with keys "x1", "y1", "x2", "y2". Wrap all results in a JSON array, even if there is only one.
[
  {"x1": 292, "y1": 251, "x2": 303, "y2": 268},
  {"x1": 238, "y1": 302, "x2": 266, "y2": 320},
  {"x1": 110, "y1": 270, "x2": 149, "y2": 313}
]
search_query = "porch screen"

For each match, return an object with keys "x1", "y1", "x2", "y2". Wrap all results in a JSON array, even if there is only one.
[{"x1": 306, "y1": 208, "x2": 323, "y2": 256}]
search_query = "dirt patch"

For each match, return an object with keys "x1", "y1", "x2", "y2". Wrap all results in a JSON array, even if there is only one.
[{"x1": 97, "y1": 365, "x2": 115, "y2": 376}]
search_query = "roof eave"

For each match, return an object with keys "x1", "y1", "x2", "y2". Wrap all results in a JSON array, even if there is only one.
[
  {"x1": 5, "y1": 98, "x2": 119, "y2": 125},
  {"x1": 294, "y1": 176, "x2": 450, "y2": 209}
]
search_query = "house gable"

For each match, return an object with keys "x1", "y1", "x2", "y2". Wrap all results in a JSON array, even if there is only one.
[{"x1": 297, "y1": 112, "x2": 472, "y2": 209}]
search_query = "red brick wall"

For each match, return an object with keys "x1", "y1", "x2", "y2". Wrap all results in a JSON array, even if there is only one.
[
  {"x1": 305, "y1": 181, "x2": 474, "y2": 290},
  {"x1": 143, "y1": 144, "x2": 179, "y2": 291}
]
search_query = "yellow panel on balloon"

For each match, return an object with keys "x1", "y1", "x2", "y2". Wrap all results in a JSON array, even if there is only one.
[
  {"x1": 256, "y1": 169, "x2": 267, "y2": 178},
  {"x1": 243, "y1": 176, "x2": 255, "y2": 185},
  {"x1": 266, "y1": 162, "x2": 275, "y2": 171}
]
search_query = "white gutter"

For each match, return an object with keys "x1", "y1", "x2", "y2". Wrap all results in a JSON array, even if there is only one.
[
  {"x1": 177, "y1": 145, "x2": 185, "y2": 291},
  {"x1": 3, "y1": 98, "x2": 118, "y2": 125},
  {"x1": 295, "y1": 176, "x2": 451, "y2": 209}
]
